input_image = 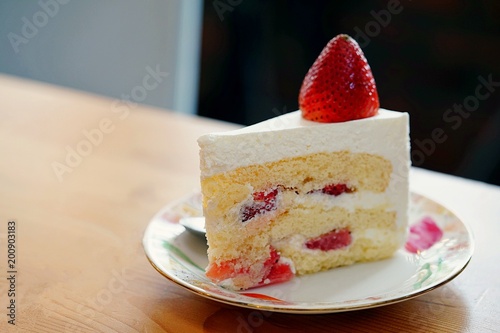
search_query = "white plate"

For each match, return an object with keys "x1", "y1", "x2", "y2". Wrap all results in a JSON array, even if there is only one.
[{"x1": 143, "y1": 192, "x2": 473, "y2": 314}]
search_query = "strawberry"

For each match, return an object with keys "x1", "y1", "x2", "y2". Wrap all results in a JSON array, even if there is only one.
[
  {"x1": 308, "y1": 183, "x2": 354, "y2": 196},
  {"x1": 240, "y1": 188, "x2": 279, "y2": 222},
  {"x1": 305, "y1": 228, "x2": 352, "y2": 251},
  {"x1": 205, "y1": 246, "x2": 294, "y2": 288},
  {"x1": 256, "y1": 261, "x2": 294, "y2": 287},
  {"x1": 205, "y1": 258, "x2": 243, "y2": 281},
  {"x1": 256, "y1": 247, "x2": 294, "y2": 287},
  {"x1": 299, "y1": 34, "x2": 379, "y2": 123},
  {"x1": 321, "y1": 183, "x2": 353, "y2": 196}
]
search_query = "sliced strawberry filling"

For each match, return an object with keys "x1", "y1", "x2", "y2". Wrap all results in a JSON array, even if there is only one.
[
  {"x1": 205, "y1": 247, "x2": 294, "y2": 288},
  {"x1": 241, "y1": 183, "x2": 353, "y2": 223},
  {"x1": 255, "y1": 247, "x2": 295, "y2": 287},
  {"x1": 240, "y1": 188, "x2": 279, "y2": 222},
  {"x1": 205, "y1": 258, "x2": 246, "y2": 281},
  {"x1": 305, "y1": 228, "x2": 352, "y2": 251},
  {"x1": 257, "y1": 261, "x2": 295, "y2": 287},
  {"x1": 321, "y1": 183, "x2": 354, "y2": 196},
  {"x1": 308, "y1": 183, "x2": 354, "y2": 196}
]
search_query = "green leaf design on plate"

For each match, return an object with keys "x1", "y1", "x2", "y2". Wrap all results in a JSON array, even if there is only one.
[
  {"x1": 163, "y1": 240, "x2": 204, "y2": 271},
  {"x1": 414, "y1": 258, "x2": 443, "y2": 289}
]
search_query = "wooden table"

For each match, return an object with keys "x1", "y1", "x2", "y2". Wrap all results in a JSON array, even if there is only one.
[{"x1": 0, "y1": 74, "x2": 499, "y2": 332}]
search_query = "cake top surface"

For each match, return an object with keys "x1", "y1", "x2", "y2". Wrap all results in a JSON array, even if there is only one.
[
  {"x1": 201, "y1": 108, "x2": 405, "y2": 137},
  {"x1": 198, "y1": 109, "x2": 409, "y2": 178}
]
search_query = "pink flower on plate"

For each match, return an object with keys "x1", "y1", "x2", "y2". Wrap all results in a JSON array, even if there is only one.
[{"x1": 405, "y1": 216, "x2": 443, "y2": 253}]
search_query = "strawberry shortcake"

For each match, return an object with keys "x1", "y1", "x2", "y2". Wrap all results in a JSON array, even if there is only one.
[{"x1": 198, "y1": 34, "x2": 410, "y2": 290}]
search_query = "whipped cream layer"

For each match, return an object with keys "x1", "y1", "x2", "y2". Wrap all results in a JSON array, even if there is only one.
[{"x1": 198, "y1": 109, "x2": 409, "y2": 178}]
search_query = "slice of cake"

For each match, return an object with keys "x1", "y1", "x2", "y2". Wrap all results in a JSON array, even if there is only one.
[{"x1": 198, "y1": 34, "x2": 410, "y2": 290}]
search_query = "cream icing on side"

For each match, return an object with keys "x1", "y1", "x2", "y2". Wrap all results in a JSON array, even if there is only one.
[{"x1": 198, "y1": 109, "x2": 409, "y2": 178}]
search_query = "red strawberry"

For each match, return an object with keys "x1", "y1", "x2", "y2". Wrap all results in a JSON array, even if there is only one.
[
  {"x1": 299, "y1": 34, "x2": 379, "y2": 123},
  {"x1": 205, "y1": 258, "x2": 243, "y2": 281},
  {"x1": 205, "y1": 246, "x2": 294, "y2": 288},
  {"x1": 241, "y1": 188, "x2": 279, "y2": 222},
  {"x1": 308, "y1": 183, "x2": 354, "y2": 196},
  {"x1": 256, "y1": 247, "x2": 294, "y2": 287},
  {"x1": 305, "y1": 228, "x2": 352, "y2": 251},
  {"x1": 257, "y1": 261, "x2": 294, "y2": 287},
  {"x1": 321, "y1": 183, "x2": 353, "y2": 196}
]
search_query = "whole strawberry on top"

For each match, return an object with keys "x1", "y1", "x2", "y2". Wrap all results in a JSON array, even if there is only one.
[{"x1": 299, "y1": 34, "x2": 379, "y2": 123}]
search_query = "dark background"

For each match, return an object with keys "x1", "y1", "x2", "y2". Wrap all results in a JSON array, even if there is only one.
[{"x1": 197, "y1": 0, "x2": 500, "y2": 186}]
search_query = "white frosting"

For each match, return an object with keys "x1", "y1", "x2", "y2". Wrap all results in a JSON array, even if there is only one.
[
  {"x1": 198, "y1": 108, "x2": 410, "y2": 235},
  {"x1": 198, "y1": 109, "x2": 409, "y2": 178}
]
